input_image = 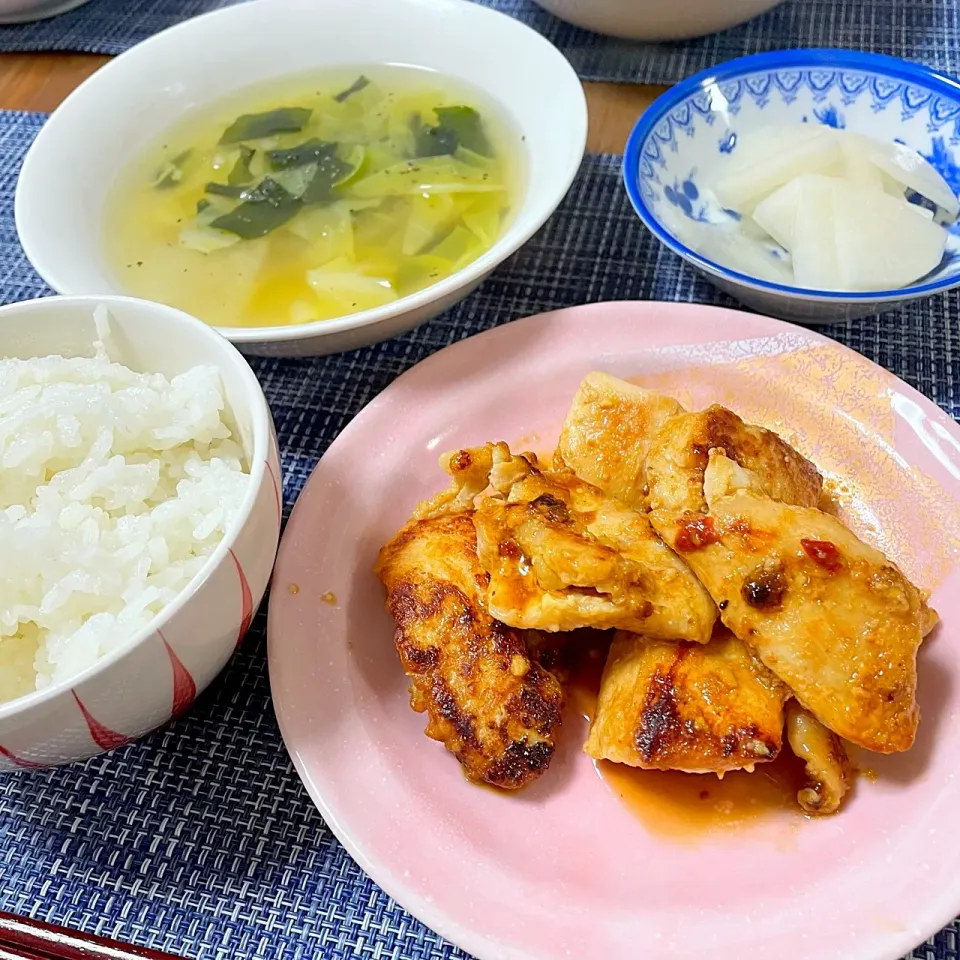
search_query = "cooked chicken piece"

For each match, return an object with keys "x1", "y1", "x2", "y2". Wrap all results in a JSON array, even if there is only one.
[
  {"x1": 645, "y1": 404, "x2": 823, "y2": 515},
  {"x1": 468, "y1": 448, "x2": 716, "y2": 641},
  {"x1": 652, "y1": 450, "x2": 930, "y2": 753},
  {"x1": 785, "y1": 701, "x2": 851, "y2": 815},
  {"x1": 554, "y1": 372, "x2": 685, "y2": 509},
  {"x1": 412, "y1": 442, "x2": 531, "y2": 520},
  {"x1": 375, "y1": 512, "x2": 563, "y2": 789},
  {"x1": 584, "y1": 629, "x2": 788, "y2": 774},
  {"x1": 922, "y1": 603, "x2": 941, "y2": 639}
]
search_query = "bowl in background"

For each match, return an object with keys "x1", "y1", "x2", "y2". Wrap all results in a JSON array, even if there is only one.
[
  {"x1": 531, "y1": 0, "x2": 785, "y2": 41},
  {"x1": 0, "y1": 0, "x2": 91, "y2": 23},
  {"x1": 0, "y1": 295, "x2": 281, "y2": 770},
  {"x1": 623, "y1": 49, "x2": 960, "y2": 323},
  {"x1": 15, "y1": 0, "x2": 588, "y2": 358}
]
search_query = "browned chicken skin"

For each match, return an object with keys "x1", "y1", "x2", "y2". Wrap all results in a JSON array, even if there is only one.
[
  {"x1": 375, "y1": 512, "x2": 563, "y2": 789},
  {"x1": 645, "y1": 404, "x2": 824, "y2": 516},
  {"x1": 554, "y1": 372, "x2": 685, "y2": 509},
  {"x1": 468, "y1": 448, "x2": 717, "y2": 641},
  {"x1": 585, "y1": 629, "x2": 788, "y2": 774},
  {"x1": 785, "y1": 701, "x2": 852, "y2": 815},
  {"x1": 654, "y1": 451, "x2": 930, "y2": 753}
]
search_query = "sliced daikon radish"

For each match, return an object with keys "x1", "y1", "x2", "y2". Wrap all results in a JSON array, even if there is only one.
[
  {"x1": 720, "y1": 124, "x2": 828, "y2": 170},
  {"x1": 737, "y1": 216, "x2": 774, "y2": 242},
  {"x1": 909, "y1": 203, "x2": 936, "y2": 221},
  {"x1": 881, "y1": 172, "x2": 907, "y2": 200},
  {"x1": 752, "y1": 177, "x2": 802, "y2": 251},
  {"x1": 715, "y1": 125, "x2": 840, "y2": 212},
  {"x1": 705, "y1": 230, "x2": 794, "y2": 285},
  {"x1": 791, "y1": 174, "x2": 843, "y2": 290},
  {"x1": 661, "y1": 205, "x2": 793, "y2": 285},
  {"x1": 844, "y1": 132, "x2": 959, "y2": 221},
  {"x1": 839, "y1": 139, "x2": 884, "y2": 192},
  {"x1": 832, "y1": 180, "x2": 946, "y2": 289}
]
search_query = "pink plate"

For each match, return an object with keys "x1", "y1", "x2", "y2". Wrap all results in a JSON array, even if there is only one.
[{"x1": 267, "y1": 302, "x2": 960, "y2": 960}]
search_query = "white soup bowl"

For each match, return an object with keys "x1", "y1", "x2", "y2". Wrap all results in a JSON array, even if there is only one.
[
  {"x1": 532, "y1": 0, "x2": 785, "y2": 41},
  {"x1": 15, "y1": 0, "x2": 587, "y2": 357}
]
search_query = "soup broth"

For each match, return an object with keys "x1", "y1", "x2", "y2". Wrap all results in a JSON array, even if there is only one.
[{"x1": 103, "y1": 66, "x2": 522, "y2": 329}]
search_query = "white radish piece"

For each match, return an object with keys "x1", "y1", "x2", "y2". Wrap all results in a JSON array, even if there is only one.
[
  {"x1": 690, "y1": 124, "x2": 957, "y2": 291},
  {"x1": 831, "y1": 180, "x2": 946, "y2": 289},
  {"x1": 700, "y1": 229, "x2": 794, "y2": 284},
  {"x1": 714, "y1": 125, "x2": 841, "y2": 212},
  {"x1": 752, "y1": 177, "x2": 802, "y2": 251},
  {"x1": 791, "y1": 174, "x2": 843, "y2": 290},
  {"x1": 881, "y1": 172, "x2": 907, "y2": 200},
  {"x1": 660, "y1": 205, "x2": 793, "y2": 285},
  {"x1": 844, "y1": 131, "x2": 959, "y2": 221},
  {"x1": 839, "y1": 139, "x2": 884, "y2": 192},
  {"x1": 720, "y1": 124, "x2": 830, "y2": 171},
  {"x1": 736, "y1": 215, "x2": 775, "y2": 242}
]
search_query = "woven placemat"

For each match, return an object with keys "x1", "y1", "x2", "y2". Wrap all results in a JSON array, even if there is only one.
[
  {"x1": 0, "y1": 108, "x2": 956, "y2": 960},
  {"x1": 0, "y1": 0, "x2": 957, "y2": 87}
]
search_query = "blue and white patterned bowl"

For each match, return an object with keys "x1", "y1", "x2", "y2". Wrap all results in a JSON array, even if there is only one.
[{"x1": 623, "y1": 50, "x2": 960, "y2": 324}]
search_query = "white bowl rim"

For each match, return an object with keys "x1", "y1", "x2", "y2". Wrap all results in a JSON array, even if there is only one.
[
  {"x1": 15, "y1": 0, "x2": 588, "y2": 344},
  {"x1": 623, "y1": 48, "x2": 960, "y2": 304},
  {"x1": 0, "y1": 0, "x2": 94, "y2": 25},
  {"x1": 0, "y1": 294, "x2": 271, "y2": 724}
]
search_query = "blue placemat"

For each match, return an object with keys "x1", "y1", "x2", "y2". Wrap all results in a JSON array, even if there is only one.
[
  {"x1": 0, "y1": 108, "x2": 957, "y2": 960},
  {"x1": 0, "y1": 0, "x2": 958, "y2": 87}
]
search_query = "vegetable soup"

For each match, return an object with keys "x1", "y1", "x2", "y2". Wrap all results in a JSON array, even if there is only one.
[{"x1": 103, "y1": 66, "x2": 523, "y2": 328}]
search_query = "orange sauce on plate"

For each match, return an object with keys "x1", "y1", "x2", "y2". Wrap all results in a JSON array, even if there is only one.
[
  {"x1": 595, "y1": 755, "x2": 806, "y2": 839},
  {"x1": 546, "y1": 632, "x2": 809, "y2": 838}
]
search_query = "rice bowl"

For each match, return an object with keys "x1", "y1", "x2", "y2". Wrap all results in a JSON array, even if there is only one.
[{"x1": 0, "y1": 295, "x2": 281, "y2": 769}]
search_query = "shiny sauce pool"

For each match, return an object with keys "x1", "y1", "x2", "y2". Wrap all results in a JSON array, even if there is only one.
[{"x1": 552, "y1": 634, "x2": 810, "y2": 839}]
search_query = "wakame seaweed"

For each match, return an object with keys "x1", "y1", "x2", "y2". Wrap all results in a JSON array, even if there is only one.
[
  {"x1": 227, "y1": 146, "x2": 256, "y2": 185},
  {"x1": 205, "y1": 182, "x2": 247, "y2": 199},
  {"x1": 210, "y1": 178, "x2": 301, "y2": 239},
  {"x1": 333, "y1": 75, "x2": 370, "y2": 103},
  {"x1": 268, "y1": 139, "x2": 338, "y2": 171},
  {"x1": 300, "y1": 153, "x2": 353, "y2": 204},
  {"x1": 201, "y1": 144, "x2": 357, "y2": 235},
  {"x1": 410, "y1": 106, "x2": 491, "y2": 158},
  {"x1": 434, "y1": 106, "x2": 492, "y2": 156},
  {"x1": 411, "y1": 114, "x2": 458, "y2": 158},
  {"x1": 218, "y1": 107, "x2": 312, "y2": 145}
]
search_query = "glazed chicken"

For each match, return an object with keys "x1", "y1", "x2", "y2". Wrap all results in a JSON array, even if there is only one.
[
  {"x1": 645, "y1": 404, "x2": 824, "y2": 516},
  {"x1": 554, "y1": 372, "x2": 684, "y2": 509},
  {"x1": 655, "y1": 449, "x2": 931, "y2": 753},
  {"x1": 375, "y1": 512, "x2": 563, "y2": 789},
  {"x1": 375, "y1": 370, "x2": 937, "y2": 813},
  {"x1": 411, "y1": 442, "x2": 532, "y2": 522},
  {"x1": 585, "y1": 628, "x2": 788, "y2": 774},
  {"x1": 465, "y1": 445, "x2": 716, "y2": 641},
  {"x1": 785, "y1": 701, "x2": 851, "y2": 815}
]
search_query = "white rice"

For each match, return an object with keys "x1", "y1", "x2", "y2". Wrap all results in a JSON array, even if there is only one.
[{"x1": 0, "y1": 310, "x2": 250, "y2": 704}]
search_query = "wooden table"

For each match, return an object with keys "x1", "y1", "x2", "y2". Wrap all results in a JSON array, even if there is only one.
[{"x1": 0, "y1": 51, "x2": 666, "y2": 153}]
